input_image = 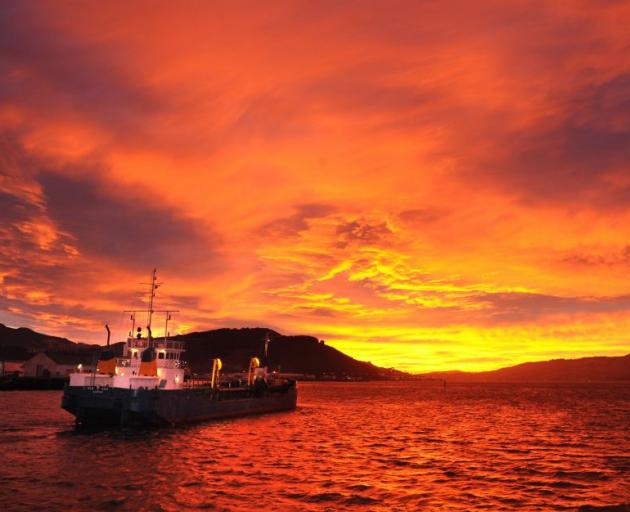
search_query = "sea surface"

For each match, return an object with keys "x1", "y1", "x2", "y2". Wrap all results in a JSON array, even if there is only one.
[{"x1": 0, "y1": 382, "x2": 629, "y2": 511}]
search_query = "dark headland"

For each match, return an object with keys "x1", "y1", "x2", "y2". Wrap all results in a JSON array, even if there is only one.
[
  {"x1": 1, "y1": 323, "x2": 629, "y2": 382},
  {"x1": 0, "y1": 323, "x2": 403, "y2": 380}
]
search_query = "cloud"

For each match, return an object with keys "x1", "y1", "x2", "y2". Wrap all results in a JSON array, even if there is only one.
[
  {"x1": 462, "y1": 72, "x2": 630, "y2": 208},
  {"x1": 562, "y1": 246, "x2": 630, "y2": 267},
  {"x1": 260, "y1": 203, "x2": 335, "y2": 238},
  {"x1": 0, "y1": 2, "x2": 166, "y2": 137},
  {"x1": 335, "y1": 219, "x2": 392, "y2": 248},
  {"x1": 2, "y1": 0, "x2": 630, "y2": 371},
  {"x1": 477, "y1": 292, "x2": 630, "y2": 322},
  {"x1": 0, "y1": 132, "x2": 220, "y2": 343},
  {"x1": 39, "y1": 171, "x2": 221, "y2": 273},
  {"x1": 303, "y1": 67, "x2": 437, "y2": 121},
  {"x1": 398, "y1": 208, "x2": 449, "y2": 225},
  {"x1": 1, "y1": 129, "x2": 221, "y2": 273}
]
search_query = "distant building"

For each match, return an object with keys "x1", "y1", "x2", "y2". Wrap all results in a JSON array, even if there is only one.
[
  {"x1": 22, "y1": 352, "x2": 93, "y2": 378},
  {"x1": 0, "y1": 346, "x2": 28, "y2": 376}
]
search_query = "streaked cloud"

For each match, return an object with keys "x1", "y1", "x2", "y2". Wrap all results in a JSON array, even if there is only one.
[{"x1": 1, "y1": 0, "x2": 629, "y2": 371}]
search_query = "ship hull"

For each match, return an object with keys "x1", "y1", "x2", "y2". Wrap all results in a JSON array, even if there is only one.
[{"x1": 62, "y1": 384, "x2": 297, "y2": 428}]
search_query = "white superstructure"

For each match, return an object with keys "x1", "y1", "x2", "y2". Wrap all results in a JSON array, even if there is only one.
[{"x1": 69, "y1": 269, "x2": 185, "y2": 390}]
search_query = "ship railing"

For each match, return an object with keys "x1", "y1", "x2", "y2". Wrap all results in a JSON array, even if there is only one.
[
  {"x1": 183, "y1": 374, "x2": 250, "y2": 390},
  {"x1": 156, "y1": 359, "x2": 182, "y2": 369},
  {"x1": 184, "y1": 377, "x2": 212, "y2": 389},
  {"x1": 126, "y1": 339, "x2": 184, "y2": 350},
  {"x1": 127, "y1": 338, "x2": 150, "y2": 349},
  {"x1": 153, "y1": 340, "x2": 185, "y2": 350}
]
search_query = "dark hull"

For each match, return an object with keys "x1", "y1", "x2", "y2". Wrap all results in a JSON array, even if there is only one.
[{"x1": 62, "y1": 384, "x2": 297, "y2": 427}]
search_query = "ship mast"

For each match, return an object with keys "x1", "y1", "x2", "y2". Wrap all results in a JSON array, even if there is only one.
[{"x1": 124, "y1": 270, "x2": 178, "y2": 348}]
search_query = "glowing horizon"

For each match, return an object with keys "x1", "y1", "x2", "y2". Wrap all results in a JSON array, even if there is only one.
[{"x1": 1, "y1": 1, "x2": 630, "y2": 373}]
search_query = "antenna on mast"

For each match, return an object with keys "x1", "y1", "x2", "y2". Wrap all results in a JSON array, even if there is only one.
[
  {"x1": 147, "y1": 268, "x2": 158, "y2": 343},
  {"x1": 124, "y1": 270, "x2": 178, "y2": 350},
  {"x1": 164, "y1": 311, "x2": 178, "y2": 342},
  {"x1": 133, "y1": 269, "x2": 178, "y2": 346}
]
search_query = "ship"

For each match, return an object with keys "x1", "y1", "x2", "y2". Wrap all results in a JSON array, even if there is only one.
[{"x1": 61, "y1": 269, "x2": 297, "y2": 428}]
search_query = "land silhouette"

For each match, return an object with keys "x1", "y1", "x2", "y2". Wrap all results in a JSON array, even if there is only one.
[{"x1": 1, "y1": 323, "x2": 628, "y2": 381}]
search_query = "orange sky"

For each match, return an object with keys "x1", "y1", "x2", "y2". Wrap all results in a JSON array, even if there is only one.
[{"x1": 1, "y1": 1, "x2": 630, "y2": 372}]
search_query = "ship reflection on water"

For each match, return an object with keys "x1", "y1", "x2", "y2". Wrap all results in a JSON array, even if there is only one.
[{"x1": 1, "y1": 382, "x2": 629, "y2": 511}]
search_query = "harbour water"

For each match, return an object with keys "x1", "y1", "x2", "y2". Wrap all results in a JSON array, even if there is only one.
[{"x1": 0, "y1": 382, "x2": 629, "y2": 511}]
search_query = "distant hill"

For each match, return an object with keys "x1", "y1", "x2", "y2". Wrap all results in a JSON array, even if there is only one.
[
  {"x1": 0, "y1": 323, "x2": 404, "y2": 379},
  {"x1": 173, "y1": 327, "x2": 404, "y2": 378},
  {"x1": 421, "y1": 354, "x2": 630, "y2": 382},
  {"x1": 3, "y1": 322, "x2": 628, "y2": 381},
  {"x1": 0, "y1": 323, "x2": 97, "y2": 353}
]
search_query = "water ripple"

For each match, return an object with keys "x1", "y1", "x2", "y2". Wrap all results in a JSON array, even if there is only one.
[{"x1": 0, "y1": 383, "x2": 629, "y2": 511}]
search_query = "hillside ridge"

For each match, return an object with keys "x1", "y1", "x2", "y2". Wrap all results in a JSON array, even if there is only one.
[
  {"x1": 0, "y1": 324, "x2": 403, "y2": 379},
  {"x1": 2, "y1": 323, "x2": 628, "y2": 381},
  {"x1": 420, "y1": 354, "x2": 630, "y2": 382}
]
